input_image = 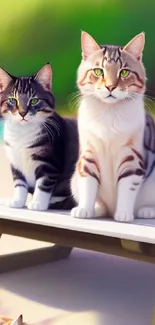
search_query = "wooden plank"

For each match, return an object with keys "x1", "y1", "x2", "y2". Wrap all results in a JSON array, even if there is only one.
[
  {"x1": 1, "y1": 218, "x2": 155, "y2": 264},
  {"x1": 0, "y1": 245, "x2": 72, "y2": 274},
  {"x1": 152, "y1": 306, "x2": 155, "y2": 325},
  {"x1": 0, "y1": 207, "x2": 155, "y2": 244}
]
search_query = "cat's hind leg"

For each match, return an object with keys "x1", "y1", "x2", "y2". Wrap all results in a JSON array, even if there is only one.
[
  {"x1": 135, "y1": 177, "x2": 155, "y2": 219},
  {"x1": 137, "y1": 207, "x2": 155, "y2": 218},
  {"x1": 114, "y1": 147, "x2": 145, "y2": 222}
]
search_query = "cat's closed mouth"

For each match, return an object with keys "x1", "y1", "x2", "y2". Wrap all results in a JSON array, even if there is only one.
[
  {"x1": 20, "y1": 118, "x2": 28, "y2": 122},
  {"x1": 107, "y1": 94, "x2": 116, "y2": 98}
]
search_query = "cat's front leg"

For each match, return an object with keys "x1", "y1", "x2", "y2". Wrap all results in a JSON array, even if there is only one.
[
  {"x1": 27, "y1": 165, "x2": 55, "y2": 211},
  {"x1": 0, "y1": 165, "x2": 28, "y2": 208},
  {"x1": 114, "y1": 148, "x2": 145, "y2": 222},
  {"x1": 71, "y1": 149, "x2": 100, "y2": 218}
]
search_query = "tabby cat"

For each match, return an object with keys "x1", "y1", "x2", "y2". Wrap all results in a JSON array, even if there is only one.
[
  {"x1": 71, "y1": 31, "x2": 155, "y2": 222},
  {"x1": 0, "y1": 315, "x2": 24, "y2": 325},
  {"x1": 0, "y1": 64, "x2": 78, "y2": 210},
  {"x1": 0, "y1": 314, "x2": 51, "y2": 325}
]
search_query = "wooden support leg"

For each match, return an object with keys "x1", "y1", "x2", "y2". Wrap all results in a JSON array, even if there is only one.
[
  {"x1": 152, "y1": 306, "x2": 155, "y2": 325},
  {"x1": 0, "y1": 245, "x2": 72, "y2": 274},
  {"x1": 121, "y1": 239, "x2": 151, "y2": 254}
]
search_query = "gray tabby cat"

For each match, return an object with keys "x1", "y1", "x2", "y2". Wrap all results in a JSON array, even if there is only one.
[{"x1": 0, "y1": 64, "x2": 78, "y2": 210}]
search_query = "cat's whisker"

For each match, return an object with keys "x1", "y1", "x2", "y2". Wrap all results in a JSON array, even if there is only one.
[
  {"x1": 68, "y1": 90, "x2": 80, "y2": 101},
  {"x1": 144, "y1": 101, "x2": 153, "y2": 114},
  {"x1": 144, "y1": 98, "x2": 155, "y2": 106},
  {"x1": 43, "y1": 122, "x2": 54, "y2": 140},
  {"x1": 145, "y1": 94, "x2": 155, "y2": 101},
  {"x1": 130, "y1": 93, "x2": 153, "y2": 116},
  {"x1": 68, "y1": 91, "x2": 81, "y2": 113},
  {"x1": 146, "y1": 89, "x2": 155, "y2": 97},
  {"x1": 53, "y1": 124, "x2": 60, "y2": 136},
  {"x1": 0, "y1": 119, "x2": 5, "y2": 129},
  {"x1": 129, "y1": 93, "x2": 155, "y2": 115},
  {"x1": 129, "y1": 91, "x2": 155, "y2": 104},
  {"x1": 43, "y1": 124, "x2": 52, "y2": 144},
  {"x1": 46, "y1": 119, "x2": 61, "y2": 137}
]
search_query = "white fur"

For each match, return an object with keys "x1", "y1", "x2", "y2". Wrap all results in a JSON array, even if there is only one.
[
  {"x1": 51, "y1": 196, "x2": 66, "y2": 203},
  {"x1": 78, "y1": 95, "x2": 145, "y2": 139},
  {"x1": 71, "y1": 94, "x2": 155, "y2": 221},
  {"x1": 27, "y1": 177, "x2": 51, "y2": 211},
  {"x1": 4, "y1": 119, "x2": 41, "y2": 187},
  {"x1": 71, "y1": 175, "x2": 98, "y2": 218},
  {"x1": 0, "y1": 187, "x2": 28, "y2": 208}
]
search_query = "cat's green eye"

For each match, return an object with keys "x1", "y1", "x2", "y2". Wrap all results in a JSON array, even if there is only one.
[
  {"x1": 8, "y1": 97, "x2": 17, "y2": 105},
  {"x1": 120, "y1": 69, "x2": 130, "y2": 78},
  {"x1": 30, "y1": 98, "x2": 39, "y2": 105},
  {"x1": 93, "y1": 68, "x2": 104, "y2": 77}
]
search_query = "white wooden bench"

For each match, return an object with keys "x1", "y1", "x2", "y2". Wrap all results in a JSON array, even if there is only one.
[{"x1": 0, "y1": 207, "x2": 155, "y2": 273}]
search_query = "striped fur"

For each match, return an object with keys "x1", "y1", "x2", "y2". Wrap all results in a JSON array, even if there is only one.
[
  {"x1": 71, "y1": 31, "x2": 155, "y2": 222},
  {"x1": 78, "y1": 150, "x2": 100, "y2": 184},
  {"x1": 0, "y1": 64, "x2": 78, "y2": 211}
]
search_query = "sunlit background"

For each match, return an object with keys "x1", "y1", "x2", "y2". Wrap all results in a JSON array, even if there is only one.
[{"x1": 0, "y1": 0, "x2": 154, "y2": 115}]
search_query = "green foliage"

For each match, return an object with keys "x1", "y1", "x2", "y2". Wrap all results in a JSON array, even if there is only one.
[{"x1": 0, "y1": 0, "x2": 154, "y2": 114}]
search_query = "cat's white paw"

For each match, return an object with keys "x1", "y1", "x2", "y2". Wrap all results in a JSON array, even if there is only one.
[
  {"x1": 27, "y1": 200, "x2": 48, "y2": 211},
  {"x1": 137, "y1": 207, "x2": 155, "y2": 219},
  {"x1": 114, "y1": 210, "x2": 134, "y2": 222},
  {"x1": 0, "y1": 198, "x2": 25, "y2": 208},
  {"x1": 71, "y1": 206, "x2": 94, "y2": 218}
]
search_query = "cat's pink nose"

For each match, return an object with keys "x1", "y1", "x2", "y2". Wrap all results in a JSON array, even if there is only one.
[{"x1": 106, "y1": 85, "x2": 116, "y2": 92}]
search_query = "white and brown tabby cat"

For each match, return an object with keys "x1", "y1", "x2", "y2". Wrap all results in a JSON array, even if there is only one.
[
  {"x1": 71, "y1": 31, "x2": 155, "y2": 222},
  {"x1": 0, "y1": 315, "x2": 25, "y2": 325},
  {"x1": 0, "y1": 314, "x2": 52, "y2": 325}
]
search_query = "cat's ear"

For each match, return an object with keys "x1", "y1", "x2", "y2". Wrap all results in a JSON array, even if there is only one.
[
  {"x1": 81, "y1": 31, "x2": 101, "y2": 60},
  {"x1": 123, "y1": 32, "x2": 145, "y2": 61},
  {"x1": 10, "y1": 315, "x2": 23, "y2": 325},
  {"x1": 34, "y1": 63, "x2": 52, "y2": 91},
  {"x1": 0, "y1": 68, "x2": 12, "y2": 92}
]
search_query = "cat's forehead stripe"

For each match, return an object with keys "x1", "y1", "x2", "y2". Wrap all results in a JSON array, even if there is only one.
[
  {"x1": 13, "y1": 78, "x2": 36, "y2": 97},
  {"x1": 100, "y1": 45, "x2": 123, "y2": 68}
]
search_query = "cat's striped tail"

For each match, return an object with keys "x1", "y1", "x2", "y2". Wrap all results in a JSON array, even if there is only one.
[{"x1": 48, "y1": 196, "x2": 76, "y2": 210}]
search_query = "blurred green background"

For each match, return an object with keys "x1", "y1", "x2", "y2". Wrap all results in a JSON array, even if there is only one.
[{"x1": 0, "y1": 0, "x2": 154, "y2": 115}]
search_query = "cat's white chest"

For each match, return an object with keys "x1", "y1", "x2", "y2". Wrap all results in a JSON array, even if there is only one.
[
  {"x1": 4, "y1": 122, "x2": 40, "y2": 187},
  {"x1": 79, "y1": 96, "x2": 145, "y2": 139},
  {"x1": 6, "y1": 145, "x2": 36, "y2": 186},
  {"x1": 78, "y1": 96, "x2": 145, "y2": 214}
]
